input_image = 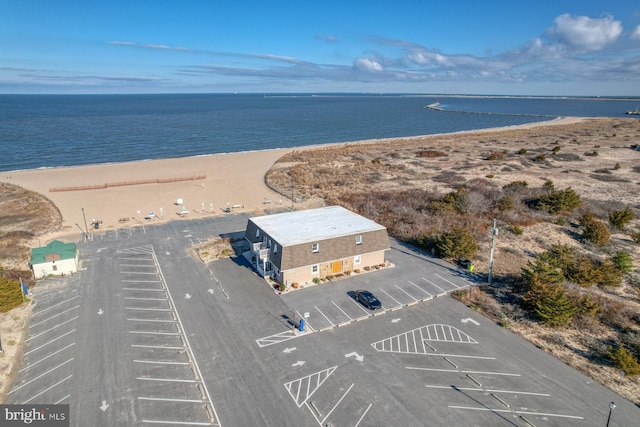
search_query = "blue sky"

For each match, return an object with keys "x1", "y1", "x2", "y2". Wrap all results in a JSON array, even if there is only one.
[{"x1": 1, "y1": 1, "x2": 639, "y2": 95}]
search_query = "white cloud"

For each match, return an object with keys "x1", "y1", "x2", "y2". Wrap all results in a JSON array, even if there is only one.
[
  {"x1": 631, "y1": 25, "x2": 640, "y2": 40},
  {"x1": 550, "y1": 14, "x2": 622, "y2": 51},
  {"x1": 353, "y1": 58, "x2": 383, "y2": 72}
]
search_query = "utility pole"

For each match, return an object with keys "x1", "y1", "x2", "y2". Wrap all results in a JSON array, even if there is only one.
[
  {"x1": 82, "y1": 208, "x2": 89, "y2": 239},
  {"x1": 488, "y1": 219, "x2": 498, "y2": 285}
]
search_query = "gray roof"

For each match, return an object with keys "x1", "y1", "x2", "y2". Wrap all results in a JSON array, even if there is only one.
[{"x1": 250, "y1": 206, "x2": 386, "y2": 246}]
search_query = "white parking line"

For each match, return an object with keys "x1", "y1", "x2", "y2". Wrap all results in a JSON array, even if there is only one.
[
  {"x1": 134, "y1": 360, "x2": 190, "y2": 365},
  {"x1": 130, "y1": 331, "x2": 181, "y2": 335},
  {"x1": 425, "y1": 384, "x2": 550, "y2": 396},
  {"x1": 435, "y1": 273, "x2": 465, "y2": 290},
  {"x1": 31, "y1": 296, "x2": 80, "y2": 317},
  {"x1": 22, "y1": 375, "x2": 73, "y2": 404},
  {"x1": 124, "y1": 307, "x2": 172, "y2": 311},
  {"x1": 314, "y1": 305, "x2": 334, "y2": 326},
  {"x1": 122, "y1": 288, "x2": 165, "y2": 292},
  {"x1": 406, "y1": 366, "x2": 520, "y2": 376},
  {"x1": 125, "y1": 297, "x2": 166, "y2": 301},
  {"x1": 377, "y1": 288, "x2": 402, "y2": 305},
  {"x1": 408, "y1": 281, "x2": 432, "y2": 296},
  {"x1": 132, "y1": 344, "x2": 184, "y2": 350},
  {"x1": 355, "y1": 403, "x2": 372, "y2": 427},
  {"x1": 395, "y1": 285, "x2": 419, "y2": 301},
  {"x1": 422, "y1": 277, "x2": 446, "y2": 293},
  {"x1": 20, "y1": 343, "x2": 75, "y2": 372},
  {"x1": 138, "y1": 397, "x2": 205, "y2": 403},
  {"x1": 127, "y1": 318, "x2": 176, "y2": 323},
  {"x1": 122, "y1": 279, "x2": 162, "y2": 283},
  {"x1": 332, "y1": 301, "x2": 353, "y2": 320},
  {"x1": 55, "y1": 394, "x2": 70, "y2": 404},
  {"x1": 120, "y1": 264, "x2": 156, "y2": 268},
  {"x1": 448, "y1": 406, "x2": 583, "y2": 420},
  {"x1": 120, "y1": 271, "x2": 158, "y2": 275},
  {"x1": 141, "y1": 420, "x2": 212, "y2": 426},
  {"x1": 25, "y1": 317, "x2": 79, "y2": 342},
  {"x1": 25, "y1": 329, "x2": 76, "y2": 356},
  {"x1": 30, "y1": 306, "x2": 80, "y2": 328},
  {"x1": 137, "y1": 377, "x2": 198, "y2": 383},
  {"x1": 9, "y1": 358, "x2": 74, "y2": 395}
]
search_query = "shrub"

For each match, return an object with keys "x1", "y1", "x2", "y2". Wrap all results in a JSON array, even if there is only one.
[
  {"x1": 612, "y1": 251, "x2": 633, "y2": 273},
  {"x1": 510, "y1": 225, "x2": 523, "y2": 236},
  {"x1": 552, "y1": 146, "x2": 561, "y2": 153},
  {"x1": 486, "y1": 151, "x2": 506, "y2": 161},
  {"x1": 496, "y1": 195, "x2": 514, "y2": 212},
  {"x1": 608, "y1": 346, "x2": 640, "y2": 376},
  {"x1": 524, "y1": 279, "x2": 578, "y2": 327},
  {"x1": 534, "y1": 154, "x2": 546, "y2": 162},
  {"x1": 609, "y1": 206, "x2": 634, "y2": 230},
  {"x1": 521, "y1": 256, "x2": 565, "y2": 287},
  {"x1": 554, "y1": 216, "x2": 567, "y2": 226},
  {"x1": 434, "y1": 227, "x2": 479, "y2": 259},
  {"x1": 0, "y1": 275, "x2": 25, "y2": 312},
  {"x1": 536, "y1": 186, "x2": 581, "y2": 214},
  {"x1": 597, "y1": 261, "x2": 623, "y2": 288},
  {"x1": 566, "y1": 255, "x2": 602, "y2": 287},
  {"x1": 631, "y1": 229, "x2": 640, "y2": 244},
  {"x1": 614, "y1": 162, "x2": 621, "y2": 170},
  {"x1": 312, "y1": 277, "x2": 321, "y2": 284},
  {"x1": 582, "y1": 219, "x2": 610, "y2": 246},
  {"x1": 503, "y1": 180, "x2": 528, "y2": 193},
  {"x1": 517, "y1": 148, "x2": 527, "y2": 155}
]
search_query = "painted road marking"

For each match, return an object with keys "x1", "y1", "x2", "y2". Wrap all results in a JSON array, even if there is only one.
[
  {"x1": 377, "y1": 288, "x2": 402, "y2": 306},
  {"x1": 422, "y1": 277, "x2": 446, "y2": 293},
  {"x1": 256, "y1": 330, "x2": 299, "y2": 348},
  {"x1": 25, "y1": 317, "x2": 79, "y2": 342},
  {"x1": 332, "y1": 301, "x2": 353, "y2": 320},
  {"x1": 24, "y1": 329, "x2": 76, "y2": 356},
  {"x1": 284, "y1": 366, "x2": 337, "y2": 407},
  {"x1": 30, "y1": 296, "x2": 80, "y2": 317},
  {"x1": 448, "y1": 406, "x2": 583, "y2": 420},
  {"x1": 407, "y1": 366, "x2": 520, "y2": 376},
  {"x1": 30, "y1": 306, "x2": 79, "y2": 327},
  {"x1": 19, "y1": 343, "x2": 75, "y2": 372},
  {"x1": 407, "y1": 280, "x2": 432, "y2": 296},
  {"x1": 314, "y1": 305, "x2": 334, "y2": 326},
  {"x1": 22, "y1": 375, "x2": 73, "y2": 405},
  {"x1": 425, "y1": 384, "x2": 550, "y2": 396},
  {"x1": 9, "y1": 358, "x2": 74, "y2": 395},
  {"x1": 372, "y1": 324, "x2": 477, "y2": 354}
]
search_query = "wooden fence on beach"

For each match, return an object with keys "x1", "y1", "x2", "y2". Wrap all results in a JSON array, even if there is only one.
[{"x1": 49, "y1": 175, "x2": 206, "y2": 192}]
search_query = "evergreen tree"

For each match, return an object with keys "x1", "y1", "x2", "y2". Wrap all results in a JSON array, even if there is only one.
[
  {"x1": 609, "y1": 206, "x2": 634, "y2": 230},
  {"x1": 524, "y1": 278, "x2": 578, "y2": 327},
  {"x1": 582, "y1": 219, "x2": 610, "y2": 246},
  {"x1": 434, "y1": 227, "x2": 479, "y2": 259}
]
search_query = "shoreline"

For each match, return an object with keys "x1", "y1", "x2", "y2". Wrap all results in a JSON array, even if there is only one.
[{"x1": 1, "y1": 116, "x2": 586, "y2": 242}]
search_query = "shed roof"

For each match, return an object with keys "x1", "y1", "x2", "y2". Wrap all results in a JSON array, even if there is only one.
[
  {"x1": 249, "y1": 206, "x2": 386, "y2": 246},
  {"x1": 30, "y1": 240, "x2": 77, "y2": 265}
]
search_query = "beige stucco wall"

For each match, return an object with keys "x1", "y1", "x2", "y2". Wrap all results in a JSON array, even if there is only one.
[{"x1": 281, "y1": 250, "x2": 386, "y2": 286}]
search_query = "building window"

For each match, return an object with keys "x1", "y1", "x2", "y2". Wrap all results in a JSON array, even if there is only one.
[
  {"x1": 354, "y1": 255, "x2": 361, "y2": 265},
  {"x1": 355, "y1": 235, "x2": 363, "y2": 245},
  {"x1": 52, "y1": 264, "x2": 58, "y2": 271},
  {"x1": 256, "y1": 229, "x2": 260, "y2": 238},
  {"x1": 273, "y1": 244, "x2": 278, "y2": 254},
  {"x1": 312, "y1": 243, "x2": 319, "y2": 253},
  {"x1": 312, "y1": 264, "x2": 319, "y2": 274}
]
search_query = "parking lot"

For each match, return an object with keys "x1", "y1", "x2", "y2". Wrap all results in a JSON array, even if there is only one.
[{"x1": 6, "y1": 215, "x2": 638, "y2": 426}]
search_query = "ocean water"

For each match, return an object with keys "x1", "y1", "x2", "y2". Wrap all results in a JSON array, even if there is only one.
[{"x1": 1, "y1": 94, "x2": 638, "y2": 173}]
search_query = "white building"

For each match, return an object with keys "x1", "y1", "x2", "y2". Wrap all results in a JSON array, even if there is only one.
[{"x1": 30, "y1": 240, "x2": 79, "y2": 279}]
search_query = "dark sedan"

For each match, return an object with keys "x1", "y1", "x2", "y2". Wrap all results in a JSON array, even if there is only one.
[{"x1": 354, "y1": 290, "x2": 382, "y2": 310}]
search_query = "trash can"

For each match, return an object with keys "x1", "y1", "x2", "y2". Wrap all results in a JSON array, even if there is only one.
[{"x1": 298, "y1": 319, "x2": 305, "y2": 332}]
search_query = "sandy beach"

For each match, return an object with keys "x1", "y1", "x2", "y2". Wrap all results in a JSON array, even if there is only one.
[
  {"x1": 1, "y1": 117, "x2": 585, "y2": 243},
  {"x1": 1, "y1": 148, "x2": 295, "y2": 240}
]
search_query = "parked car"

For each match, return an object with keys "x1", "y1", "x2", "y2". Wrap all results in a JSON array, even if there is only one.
[{"x1": 354, "y1": 290, "x2": 382, "y2": 310}]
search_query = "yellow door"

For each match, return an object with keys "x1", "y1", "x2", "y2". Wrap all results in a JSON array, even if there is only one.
[{"x1": 332, "y1": 260, "x2": 342, "y2": 274}]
